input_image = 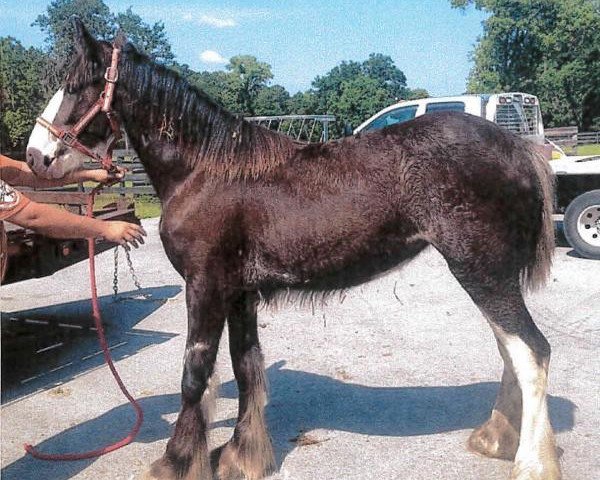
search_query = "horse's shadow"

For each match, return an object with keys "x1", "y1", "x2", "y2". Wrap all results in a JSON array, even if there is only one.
[
  {"x1": 1, "y1": 285, "x2": 181, "y2": 403},
  {"x1": 1, "y1": 361, "x2": 576, "y2": 480},
  {"x1": 217, "y1": 361, "x2": 576, "y2": 469}
]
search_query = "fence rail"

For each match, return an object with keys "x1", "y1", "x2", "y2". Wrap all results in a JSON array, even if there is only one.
[
  {"x1": 545, "y1": 127, "x2": 600, "y2": 147},
  {"x1": 578, "y1": 131, "x2": 600, "y2": 145},
  {"x1": 245, "y1": 114, "x2": 336, "y2": 142}
]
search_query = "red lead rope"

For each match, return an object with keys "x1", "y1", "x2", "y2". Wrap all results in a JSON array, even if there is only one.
[{"x1": 24, "y1": 186, "x2": 144, "y2": 460}]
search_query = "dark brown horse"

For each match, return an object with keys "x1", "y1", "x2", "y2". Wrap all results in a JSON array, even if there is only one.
[{"x1": 26, "y1": 21, "x2": 561, "y2": 480}]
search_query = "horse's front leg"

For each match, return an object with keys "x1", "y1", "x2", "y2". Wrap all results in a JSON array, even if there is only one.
[
  {"x1": 214, "y1": 291, "x2": 275, "y2": 480},
  {"x1": 142, "y1": 276, "x2": 227, "y2": 480}
]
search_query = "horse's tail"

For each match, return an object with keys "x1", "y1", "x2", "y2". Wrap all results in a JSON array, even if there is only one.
[{"x1": 521, "y1": 145, "x2": 555, "y2": 292}]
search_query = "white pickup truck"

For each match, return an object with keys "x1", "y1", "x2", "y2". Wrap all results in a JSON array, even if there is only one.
[{"x1": 353, "y1": 93, "x2": 600, "y2": 260}]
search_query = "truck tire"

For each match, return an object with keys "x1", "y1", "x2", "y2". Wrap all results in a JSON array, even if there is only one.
[{"x1": 563, "y1": 189, "x2": 600, "y2": 260}]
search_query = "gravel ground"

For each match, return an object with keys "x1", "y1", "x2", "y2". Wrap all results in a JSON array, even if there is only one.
[{"x1": 1, "y1": 217, "x2": 598, "y2": 480}]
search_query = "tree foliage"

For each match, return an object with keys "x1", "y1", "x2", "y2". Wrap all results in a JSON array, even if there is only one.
[
  {"x1": 452, "y1": 0, "x2": 600, "y2": 129},
  {"x1": 34, "y1": 0, "x2": 113, "y2": 59},
  {"x1": 34, "y1": 0, "x2": 174, "y2": 93},
  {"x1": 225, "y1": 55, "x2": 274, "y2": 115},
  {"x1": 115, "y1": 7, "x2": 174, "y2": 64},
  {"x1": 254, "y1": 85, "x2": 291, "y2": 116},
  {"x1": 0, "y1": 38, "x2": 48, "y2": 149},
  {"x1": 310, "y1": 53, "x2": 426, "y2": 131}
]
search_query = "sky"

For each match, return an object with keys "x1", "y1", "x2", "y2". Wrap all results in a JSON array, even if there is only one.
[{"x1": 0, "y1": 0, "x2": 488, "y2": 96}]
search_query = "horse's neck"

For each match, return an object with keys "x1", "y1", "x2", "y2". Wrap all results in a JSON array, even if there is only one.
[{"x1": 114, "y1": 58, "x2": 299, "y2": 198}]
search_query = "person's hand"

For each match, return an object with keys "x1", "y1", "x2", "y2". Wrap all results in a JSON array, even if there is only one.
[
  {"x1": 76, "y1": 166, "x2": 127, "y2": 184},
  {"x1": 101, "y1": 221, "x2": 146, "y2": 248}
]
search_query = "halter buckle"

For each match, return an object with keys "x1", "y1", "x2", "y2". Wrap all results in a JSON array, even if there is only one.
[
  {"x1": 61, "y1": 131, "x2": 78, "y2": 147},
  {"x1": 104, "y1": 66, "x2": 119, "y2": 83}
]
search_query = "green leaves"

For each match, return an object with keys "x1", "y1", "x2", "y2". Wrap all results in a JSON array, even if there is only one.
[
  {"x1": 115, "y1": 8, "x2": 174, "y2": 64},
  {"x1": 454, "y1": 0, "x2": 600, "y2": 129},
  {"x1": 310, "y1": 53, "x2": 426, "y2": 133},
  {"x1": 35, "y1": 0, "x2": 175, "y2": 64},
  {"x1": 0, "y1": 38, "x2": 48, "y2": 149},
  {"x1": 226, "y1": 56, "x2": 274, "y2": 115}
]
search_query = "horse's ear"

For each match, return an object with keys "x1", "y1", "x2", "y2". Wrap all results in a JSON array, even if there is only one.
[
  {"x1": 113, "y1": 30, "x2": 128, "y2": 49},
  {"x1": 71, "y1": 16, "x2": 98, "y2": 58}
]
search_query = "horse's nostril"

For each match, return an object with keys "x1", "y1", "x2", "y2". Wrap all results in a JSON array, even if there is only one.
[{"x1": 43, "y1": 155, "x2": 54, "y2": 167}]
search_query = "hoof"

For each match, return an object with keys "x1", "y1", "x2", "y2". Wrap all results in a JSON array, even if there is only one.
[
  {"x1": 212, "y1": 443, "x2": 244, "y2": 480},
  {"x1": 138, "y1": 458, "x2": 177, "y2": 480},
  {"x1": 139, "y1": 455, "x2": 213, "y2": 480},
  {"x1": 468, "y1": 412, "x2": 519, "y2": 460},
  {"x1": 212, "y1": 439, "x2": 275, "y2": 480},
  {"x1": 510, "y1": 461, "x2": 562, "y2": 480}
]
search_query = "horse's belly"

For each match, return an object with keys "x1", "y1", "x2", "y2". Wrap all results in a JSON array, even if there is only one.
[{"x1": 244, "y1": 209, "x2": 427, "y2": 292}]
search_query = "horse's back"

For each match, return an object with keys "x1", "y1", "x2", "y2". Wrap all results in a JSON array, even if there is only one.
[{"x1": 244, "y1": 112, "x2": 550, "y2": 292}]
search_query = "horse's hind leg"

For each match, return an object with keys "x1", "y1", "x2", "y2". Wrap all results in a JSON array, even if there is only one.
[
  {"x1": 468, "y1": 339, "x2": 522, "y2": 460},
  {"x1": 450, "y1": 268, "x2": 561, "y2": 480},
  {"x1": 214, "y1": 291, "x2": 275, "y2": 480},
  {"x1": 142, "y1": 277, "x2": 226, "y2": 480}
]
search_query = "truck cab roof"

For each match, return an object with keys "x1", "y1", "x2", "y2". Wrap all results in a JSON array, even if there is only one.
[{"x1": 354, "y1": 92, "x2": 542, "y2": 142}]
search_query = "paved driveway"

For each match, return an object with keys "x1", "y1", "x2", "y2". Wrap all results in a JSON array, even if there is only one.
[{"x1": 1, "y1": 218, "x2": 598, "y2": 479}]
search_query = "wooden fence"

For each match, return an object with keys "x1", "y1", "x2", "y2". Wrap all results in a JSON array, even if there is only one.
[
  {"x1": 545, "y1": 127, "x2": 600, "y2": 147},
  {"x1": 578, "y1": 131, "x2": 600, "y2": 145},
  {"x1": 545, "y1": 126, "x2": 578, "y2": 149}
]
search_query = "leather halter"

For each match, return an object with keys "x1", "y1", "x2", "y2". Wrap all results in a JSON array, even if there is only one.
[{"x1": 36, "y1": 45, "x2": 122, "y2": 173}]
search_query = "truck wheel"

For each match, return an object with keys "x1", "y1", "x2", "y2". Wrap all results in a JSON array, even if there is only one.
[{"x1": 563, "y1": 189, "x2": 600, "y2": 260}]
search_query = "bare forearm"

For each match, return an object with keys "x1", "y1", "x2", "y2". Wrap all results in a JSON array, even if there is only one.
[
  {"x1": 8, "y1": 200, "x2": 147, "y2": 247},
  {"x1": 1, "y1": 156, "x2": 119, "y2": 188},
  {"x1": 9, "y1": 202, "x2": 106, "y2": 239},
  {"x1": 2, "y1": 162, "x2": 79, "y2": 188}
]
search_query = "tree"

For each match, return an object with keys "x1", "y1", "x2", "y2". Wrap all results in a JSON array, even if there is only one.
[
  {"x1": 310, "y1": 54, "x2": 423, "y2": 132},
  {"x1": 115, "y1": 7, "x2": 174, "y2": 64},
  {"x1": 34, "y1": 0, "x2": 176, "y2": 82},
  {"x1": 0, "y1": 38, "x2": 48, "y2": 150},
  {"x1": 225, "y1": 55, "x2": 274, "y2": 114},
  {"x1": 329, "y1": 75, "x2": 390, "y2": 130},
  {"x1": 34, "y1": 0, "x2": 114, "y2": 59},
  {"x1": 312, "y1": 60, "x2": 363, "y2": 113},
  {"x1": 254, "y1": 85, "x2": 290, "y2": 116},
  {"x1": 452, "y1": 0, "x2": 600, "y2": 129},
  {"x1": 362, "y1": 53, "x2": 408, "y2": 100},
  {"x1": 184, "y1": 69, "x2": 238, "y2": 110},
  {"x1": 405, "y1": 88, "x2": 430, "y2": 100},
  {"x1": 289, "y1": 91, "x2": 319, "y2": 115}
]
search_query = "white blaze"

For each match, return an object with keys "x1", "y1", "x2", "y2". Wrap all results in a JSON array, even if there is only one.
[{"x1": 26, "y1": 88, "x2": 88, "y2": 179}]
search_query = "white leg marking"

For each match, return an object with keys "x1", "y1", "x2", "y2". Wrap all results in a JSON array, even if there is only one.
[{"x1": 502, "y1": 334, "x2": 561, "y2": 479}]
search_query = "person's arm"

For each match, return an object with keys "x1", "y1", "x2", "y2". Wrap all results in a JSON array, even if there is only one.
[
  {"x1": 8, "y1": 201, "x2": 146, "y2": 247},
  {"x1": 1, "y1": 155, "x2": 125, "y2": 188}
]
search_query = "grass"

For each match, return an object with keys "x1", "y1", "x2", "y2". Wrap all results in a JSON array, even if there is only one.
[
  {"x1": 552, "y1": 143, "x2": 600, "y2": 158},
  {"x1": 575, "y1": 143, "x2": 600, "y2": 156},
  {"x1": 95, "y1": 193, "x2": 161, "y2": 219},
  {"x1": 134, "y1": 195, "x2": 162, "y2": 218}
]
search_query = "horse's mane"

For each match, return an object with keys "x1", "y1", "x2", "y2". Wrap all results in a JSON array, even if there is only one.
[{"x1": 66, "y1": 41, "x2": 299, "y2": 181}]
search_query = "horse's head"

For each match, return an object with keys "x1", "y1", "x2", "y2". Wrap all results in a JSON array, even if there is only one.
[{"x1": 26, "y1": 18, "x2": 122, "y2": 178}]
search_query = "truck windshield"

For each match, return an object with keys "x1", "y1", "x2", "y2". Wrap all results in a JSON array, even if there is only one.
[
  {"x1": 425, "y1": 101, "x2": 465, "y2": 113},
  {"x1": 364, "y1": 105, "x2": 418, "y2": 131}
]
